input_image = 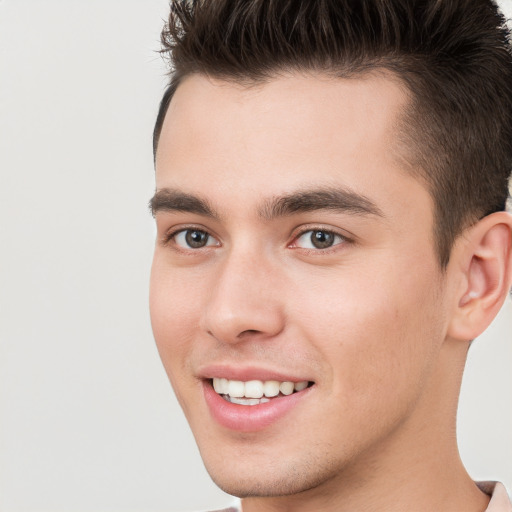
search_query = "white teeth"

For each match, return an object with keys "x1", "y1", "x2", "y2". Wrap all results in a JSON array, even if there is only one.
[
  {"x1": 279, "y1": 381, "x2": 294, "y2": 395},
  {"x1": 212, "y1": 377, "x2": 310, "y2": 401},
  {"x1": 294, "y1": 381, "x2": 308, "y2": 391},
  {"x1": 245, "y1": 380, "x2": 264, "y2": 399},
  {"x1": 213, "y1": 377, "x2": 229, "y2": 394},
  {"x1": 228, "y1": 380, "x2": 245, "y2": 398},
  {"x1": 263, "y1": 380, "x2": 280, "y2": 397},
  {"x1": 213, "y1": 378, "x2": 222, "y2": 393},
  {"x1": 228, "y1": 396, "x2": 271, "y2": 406}
]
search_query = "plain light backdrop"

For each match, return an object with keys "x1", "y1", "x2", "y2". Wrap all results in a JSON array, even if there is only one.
[{"x1": 0, "y1": 1, "x2": 511, "y2": 511}]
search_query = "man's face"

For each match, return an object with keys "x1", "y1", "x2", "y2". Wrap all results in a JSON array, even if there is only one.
[{"x1": 150, "y1": 73, "x2": 452, "y2": 497}]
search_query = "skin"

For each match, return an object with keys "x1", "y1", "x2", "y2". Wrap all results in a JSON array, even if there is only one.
[{"x1": 150, "y1": 72, "x2": 510, "y2": 512}]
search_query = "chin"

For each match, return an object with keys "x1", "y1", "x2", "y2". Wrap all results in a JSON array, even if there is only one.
[
  {"x1": 202, "y1": 451, "x2": 342, "y2": 499},
  {"x1": 210, "y1": 472, "x2": 321, "y2": 499}
]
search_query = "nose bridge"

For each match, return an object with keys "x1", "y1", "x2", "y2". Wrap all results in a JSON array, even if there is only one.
[{"x1": 202, "y1": 244, "x2": 284, "y2": 343}]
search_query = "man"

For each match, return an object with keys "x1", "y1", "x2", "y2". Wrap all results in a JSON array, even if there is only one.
[{"x1": 149, "y1": 1, "x2": 512, "y2": 511}]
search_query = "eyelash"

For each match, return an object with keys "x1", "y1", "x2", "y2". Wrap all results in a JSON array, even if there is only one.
[
  {"x1": 162, "y1": 226, "x2": 218, "y2": 251},
  {"x1": 162, "y1": 225, "x2": 351, "y2": 253},
  {"x1": 289, "y1": 226, "x2": 350, "y2": 253}
]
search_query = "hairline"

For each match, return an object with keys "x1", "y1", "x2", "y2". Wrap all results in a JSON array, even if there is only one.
[{"x1": 153, "y1": 64, "x2": 412, "y2": 157}]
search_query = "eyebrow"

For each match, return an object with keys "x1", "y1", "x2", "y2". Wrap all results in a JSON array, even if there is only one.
[
  {"x1": 259, "y1": 187, "x2": 384, "y2": 220},
  {"x1": 149, "y1": 188, "x2": 218, "y2": 218},
  {"x1": 149, "y1": 186, "x2": 384, "y2": 220}
]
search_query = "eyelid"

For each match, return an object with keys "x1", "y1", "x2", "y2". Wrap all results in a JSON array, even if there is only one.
[{"x1": 159, "y1": 223, "x2": 352, "y2": 252}]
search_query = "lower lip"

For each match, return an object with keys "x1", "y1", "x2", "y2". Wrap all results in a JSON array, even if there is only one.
[{"x1": 203, "y1": 381, "x2": 313, "y2": 432}]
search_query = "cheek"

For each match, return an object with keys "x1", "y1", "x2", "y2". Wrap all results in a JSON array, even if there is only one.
[
  {"x1": 292, "y1": 265, "x2": 445, "y2": 409},
  {"x1": 149, "y1": 257, "x2": 202, "y2": 386}
]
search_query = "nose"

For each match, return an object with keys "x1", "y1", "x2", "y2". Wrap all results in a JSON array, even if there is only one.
[{"x1": 201, "y1": 250, "x2": 285, "y2": 344}]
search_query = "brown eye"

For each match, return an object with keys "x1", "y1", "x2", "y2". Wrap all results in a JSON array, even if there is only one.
[
  {"x1": 174, "y1": 229, "x2": 218, "y2": 249},
  {"x1": 185, "y1": 230, "x2": 208, "y2": 248},
  {"x1": 294, "y1": 229, "x2": 345, "y2": 250},
  {"x1": 311, "y1": 230, "x2": 335, "y2": 249}
]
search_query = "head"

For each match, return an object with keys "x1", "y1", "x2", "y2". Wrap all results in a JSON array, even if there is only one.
[
  {"x1": 149, "y1": 0, "x2": 512, "y2": 504},
  {"x1": 153, "y1": 0, "x2": 512, "y2": 268}
]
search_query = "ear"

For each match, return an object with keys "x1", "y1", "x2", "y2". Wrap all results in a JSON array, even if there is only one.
[{"x1": 447, "y1": 211, "x2": 512, "y2": 341}]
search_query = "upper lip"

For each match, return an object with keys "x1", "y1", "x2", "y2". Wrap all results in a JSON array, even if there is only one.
[{"x1": 197, "y1": 364, "x2": 313, "y2": 383}]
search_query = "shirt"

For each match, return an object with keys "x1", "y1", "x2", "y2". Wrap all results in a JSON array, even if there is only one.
[{"x1": 478, "y1": 482, "x2": 512, "y2": 512}]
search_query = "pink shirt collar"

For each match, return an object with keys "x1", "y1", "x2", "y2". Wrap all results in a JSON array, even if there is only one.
[{"x1": 478, "y1": 482, "x2": 512, "y2": 512}]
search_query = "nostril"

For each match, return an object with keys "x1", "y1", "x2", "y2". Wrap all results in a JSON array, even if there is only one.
[{"x1": 237, "y1": 329, "x2": 261, "y2": 338}]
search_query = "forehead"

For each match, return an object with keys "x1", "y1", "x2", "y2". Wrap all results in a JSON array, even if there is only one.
[{"x1": 155, "y1": 72, "x2": 429, "y2": 225}]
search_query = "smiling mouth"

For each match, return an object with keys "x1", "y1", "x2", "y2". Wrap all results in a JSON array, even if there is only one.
[{"x1": 211, "y1": 377, "x2": 313, "y2": 406}]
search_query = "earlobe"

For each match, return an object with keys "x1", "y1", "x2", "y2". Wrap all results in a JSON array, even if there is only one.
[{"x1": 448, "y1": 212, "x2": 512, "y2": 341}]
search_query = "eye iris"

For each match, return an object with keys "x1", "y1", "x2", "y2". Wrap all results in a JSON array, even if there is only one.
[
  {"x1": 185, "y1": 230, "x2": 208, "y2": 248},
  {"x1": 311, "y1": 230, "x2": 334, "y2": 249}
]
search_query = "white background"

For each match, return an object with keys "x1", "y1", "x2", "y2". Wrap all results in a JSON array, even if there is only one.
[{"x1": 0, "y1": 1, "x2": 511, "y2": 511}]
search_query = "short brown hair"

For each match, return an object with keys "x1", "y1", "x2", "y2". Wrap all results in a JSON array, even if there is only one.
[{"x1": 153, "y1": 0, "x2": 512, "y2": 267}]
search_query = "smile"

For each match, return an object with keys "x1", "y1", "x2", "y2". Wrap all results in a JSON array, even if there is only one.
[
  {"x1": 203, "y1": 376, "x2": 314, "y2": 431},
  {"x1": 212, "y1": 378, "x2": 310, "y2": 405}
]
